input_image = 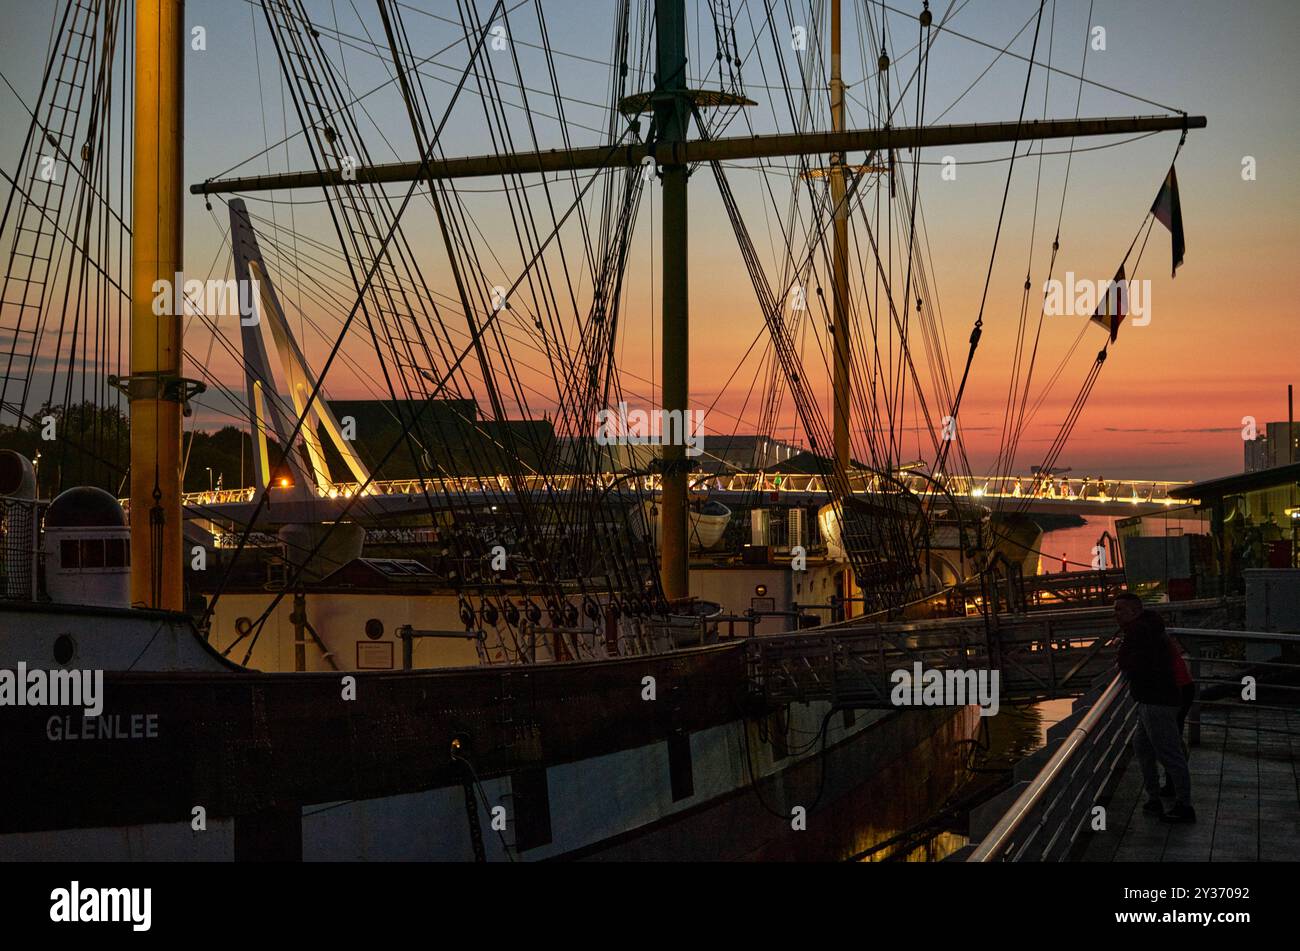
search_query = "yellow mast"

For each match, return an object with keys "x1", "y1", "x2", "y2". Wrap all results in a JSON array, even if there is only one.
[{"x1": 128, "y1": 0, "x2": 186, "y2": 609}]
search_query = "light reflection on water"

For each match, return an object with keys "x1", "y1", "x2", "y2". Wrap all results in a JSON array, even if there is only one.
[
  {"x1": 855, "y1": 517, "x2": 1117, "y2": 861},
  {"x1": 857, "y1": 698, "x2": 1078, "y2": 862},
  {"x1": 1037, "y1": 517, "x2": 1121, "y2": 573}
]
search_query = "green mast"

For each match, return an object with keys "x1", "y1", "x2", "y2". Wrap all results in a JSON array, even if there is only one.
[{"x1": 653, "y1": 0, "x2": 691, "y2": 602}]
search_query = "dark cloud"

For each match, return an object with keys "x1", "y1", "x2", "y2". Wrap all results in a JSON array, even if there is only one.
[{"x1": 1100, "y1": 426, "x2": 1237, "y2": 434}]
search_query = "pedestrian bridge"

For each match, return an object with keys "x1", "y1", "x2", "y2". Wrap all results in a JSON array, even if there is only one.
[{"x1": 160, "y1": 470, "x2": 1196, "y2": 525}]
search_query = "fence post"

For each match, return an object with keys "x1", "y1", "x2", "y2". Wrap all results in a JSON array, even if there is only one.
[{"x1": 1188, "y1": 639, "x2": 1202, "y2": 747}]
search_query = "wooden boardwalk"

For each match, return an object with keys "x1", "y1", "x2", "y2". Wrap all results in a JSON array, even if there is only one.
[{"x1": 1079, "y1": 705, "x2": 1300, "y2": 862}]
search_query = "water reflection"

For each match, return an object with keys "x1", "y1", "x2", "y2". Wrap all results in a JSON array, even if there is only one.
[
  {"x1": 854, "y1": 698, "x2": 1074, "y2": 862},
  {"x1": 845, "y1": 510, "x2": 1115, "y2": 861}
]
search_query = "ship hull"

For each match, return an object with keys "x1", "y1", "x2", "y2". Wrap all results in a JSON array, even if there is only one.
[
  {"x1": 0, "y1": 607, "x2": 977, "y2": 860},
  {"x1": 1, "y1": 701, "x2": 975, "y2": 861}
]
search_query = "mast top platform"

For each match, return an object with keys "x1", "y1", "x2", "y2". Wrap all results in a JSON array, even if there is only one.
[{"x1": 617, "y1": 89, "x2": 757, "y2": 114}]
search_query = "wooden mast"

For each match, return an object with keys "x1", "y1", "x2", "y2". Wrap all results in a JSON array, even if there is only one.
[
  {"x1": 128, "y1": 0, "x2": 188, "y2": 609},
  {"x1": 830, "y1": 0, "x2": 850, "y2": 476},
  {"x1": 829, "y1": 0, "x2": 855, "y2": 616},
  {"x1": 654, "y1": 0, "x2": 691, "y2": 603}
]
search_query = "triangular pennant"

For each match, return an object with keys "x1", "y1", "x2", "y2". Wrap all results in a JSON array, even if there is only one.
[
  {"x1": 1090, "y1": 265, "x2": 1127, "y2": 342},
  {"x1": 1151, "y1": 165, "x2": 1185, "y2": 277}
]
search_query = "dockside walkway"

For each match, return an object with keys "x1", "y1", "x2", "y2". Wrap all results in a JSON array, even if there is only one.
[{"x1": 1080, "y1": 705, "x2": 1299, "y2": 862}]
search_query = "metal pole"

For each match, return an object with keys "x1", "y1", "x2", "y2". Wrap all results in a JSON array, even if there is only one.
[
  {"x1": 1188, "y1": 640, "x2": 1201, "y2": 747},
  {"x1": 130, "y1": 0, "x2": 185, "y2": 610},
  {"x1": 292, "y1": 592, "x2": 306, "y2": 672},
  {"x1": 656, "y1": 0, "x2": 690, "y2": 602},
  {"x1": 830, "y1": 0, "x2": 850, "y2": 475},
  {"x1": 1288, "y1": 383, "x2": 1294, "y2": 465},
  {"x1": 1290, "y1": 383, "x2": 1296, "y2": 569},
  {"x1": 399, "y1": 626, "x2": 413, "y2": 670}
]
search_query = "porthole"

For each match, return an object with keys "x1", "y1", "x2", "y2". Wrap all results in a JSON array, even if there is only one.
[
  {"x1": 364, "y1": 618, "x2": 384, "y2": 640},
  {"x1": 53, "y1": 634, "x2": 75, "y2": 665}
]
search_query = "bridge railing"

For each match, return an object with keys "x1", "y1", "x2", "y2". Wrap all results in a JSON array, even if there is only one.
[{"x1": 159, "y1": 470, "x2": 1197, "y2": 510}]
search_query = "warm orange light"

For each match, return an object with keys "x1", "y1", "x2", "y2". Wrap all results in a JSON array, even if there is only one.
[{"x1": 278, "y1": 477, "x2": 290, "y2": 488}]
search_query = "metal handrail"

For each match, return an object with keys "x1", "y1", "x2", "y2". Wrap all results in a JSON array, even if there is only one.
[
  {"x1": 1169, "y1": 627, "x2": 1300, "y2": 644},
  {"x1": 967, "y1": 670, "x2": 1129, "y2": 862},
  {"x1": 969, "y1": 625, "x2": 1300, "y2": 861}
]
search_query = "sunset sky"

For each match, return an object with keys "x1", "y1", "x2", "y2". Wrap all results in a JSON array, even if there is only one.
[{"x1": 1, "y1": 0, "x2": 1296, "y2": 483}]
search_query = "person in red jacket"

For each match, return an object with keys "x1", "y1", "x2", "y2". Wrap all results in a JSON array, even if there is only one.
[{"x1": 1113, "y1": 592, "x2": 1195, "y2": 823}]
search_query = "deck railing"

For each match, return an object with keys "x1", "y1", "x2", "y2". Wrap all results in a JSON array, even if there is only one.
[{"x1": 967, "y1": 627, "x2": 1300, "y2": 861}]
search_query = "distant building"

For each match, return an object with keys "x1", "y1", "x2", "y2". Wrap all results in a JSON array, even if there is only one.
[
  {"x1": 1244, "y1": 421, "x2": 1300, "y2": 472},
  {"x1": 695, "y1": 435, "x2": 801, "y2": 474},
  {"x1": 315, "y1": 402, "x2": 805, "y2": 478},
  {"x1": 320, "y1": 399, "x2": 557, "y2": 479},
  {"x1": 554, "y1": 433, "x2": 804, "y2": 474},
  {"x1": 1170, "y1": 461, "x2": 1300, "y2": 591}
]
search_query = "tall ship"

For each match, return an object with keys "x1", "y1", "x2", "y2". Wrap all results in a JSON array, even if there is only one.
[{"x1": 0, "y1": 0, "x2": 1202, "y2": 859}]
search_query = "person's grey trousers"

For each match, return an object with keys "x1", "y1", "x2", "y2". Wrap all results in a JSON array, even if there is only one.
[{"x1": 1133, "y1": 702, "x2": 1192, "y2": 806}]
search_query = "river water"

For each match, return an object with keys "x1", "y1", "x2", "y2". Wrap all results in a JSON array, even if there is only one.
[
  {"x1": 1037, "y1": 516, "x2": 1121, "y2": 573},
  {"x1": 862, "y1": 515, "x2": 1117, "y2": 861},
  {"x1": 848, "y1": 517, "x2": 1145, "y2": 861},
  {"x1": 863, "y1": 696, "x2": 1076, "y2": 862}
]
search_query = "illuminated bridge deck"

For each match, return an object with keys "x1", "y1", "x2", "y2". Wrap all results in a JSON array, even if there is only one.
[{"x1": 153, "y1": 471, "x2": 1197, "y2": 524}]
